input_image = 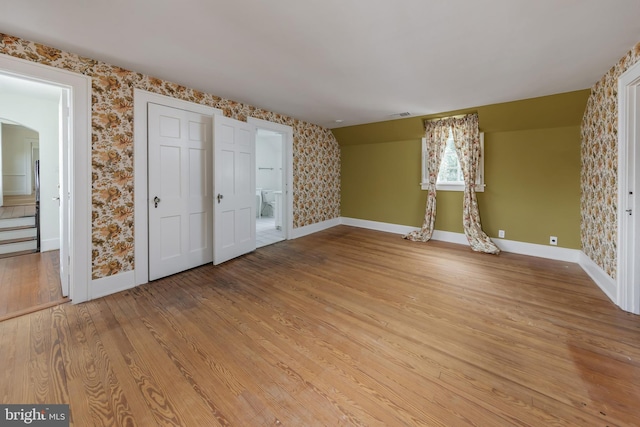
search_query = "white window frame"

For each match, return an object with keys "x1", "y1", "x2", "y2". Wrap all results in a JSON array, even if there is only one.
[{"x1": 421, "y1": 132, "x2": 485, "y2": 192}]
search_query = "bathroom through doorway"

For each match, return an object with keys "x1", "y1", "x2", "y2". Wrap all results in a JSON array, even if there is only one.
[{"x1": 255, "y1": 128, "x2": 285, "y2": 248}]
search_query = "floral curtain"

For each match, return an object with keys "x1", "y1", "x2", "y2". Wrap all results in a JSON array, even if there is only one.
[
  {"x1": 404, "y1": 119, "x2": 451, "y2": 242},
  {"x1": 451, "y1": 114, "x2": 500, "y2": 254}
]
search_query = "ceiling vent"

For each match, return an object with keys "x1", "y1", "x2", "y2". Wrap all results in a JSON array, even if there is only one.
[{"x1": 391, "y1": 112, "x2": 411, "y2": 118}]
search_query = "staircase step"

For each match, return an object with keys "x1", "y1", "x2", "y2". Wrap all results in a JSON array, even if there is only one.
[
  {"x1": 0, "y1": 216, "x2": 36, "y2": 229},
  {"x1": 0, "y1": 225, "x2": 36, "y2": 232},
  {"x1": 0, "y1": 236, "x2": 36, "y2": 245},
  {"x1": 0, "y1": 227, "x2": 37, "y2": 242},
  {"x1": 0, "y1": 239, "x2": 37, "y2": 255},
  {"x1": 0, "y1": 249, "x2": 38, "y2": 259}
]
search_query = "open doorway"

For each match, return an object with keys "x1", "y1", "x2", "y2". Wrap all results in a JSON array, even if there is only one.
[
  {"x1": 248, "y1": 118, "x2": 294, "y2": 247},
  {"x1": 255, "y1": 128, "x2": 286, "y2": 248},
  {"x1": 0, "y1": 54, "x2": 91, "y2": 305},
  {"x1": 0, "y1": 71, "x2": 68, "y2": 319},
  {"x1": 0, "y1": 122, "x2": 40, "y2": 257}
]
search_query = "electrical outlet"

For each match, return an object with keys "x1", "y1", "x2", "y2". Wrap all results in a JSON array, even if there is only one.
[
  {"x1": 550, "y1": 236, "x2": 558, "y2": 246},
  {"x1": 498, "y1": 230, "x2": 505, "y2": 238}
]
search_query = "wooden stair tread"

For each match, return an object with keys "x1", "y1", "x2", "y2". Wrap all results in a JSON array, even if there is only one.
[
  {"x1": 0, "y1": 205, "x2": 37, "y2": 219},
  {"x1": 0, "y1": 249, "x2": 38, "y2": 259},
  {"x1": 0, "y1": 236, "x2": 37, "y2": 245},
  {"x1": 0, "y1": 225, "x2": 37, "y2": 232}
]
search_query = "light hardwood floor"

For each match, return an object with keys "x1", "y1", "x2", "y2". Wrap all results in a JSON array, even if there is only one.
[
  {"x1": 1, "y1": 226, "x2": 638, "y2": 426},
  {"x1": 0, "y1": 251, "x2": 67, "y2": 321}
]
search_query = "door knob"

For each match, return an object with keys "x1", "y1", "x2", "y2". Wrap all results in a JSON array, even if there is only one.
[
  {"x1": 154, "y1": 196, "x2": 160, "y2": 208},
  {"x1": 217, "y1": 193, "x2": 223, "y2": 204}
]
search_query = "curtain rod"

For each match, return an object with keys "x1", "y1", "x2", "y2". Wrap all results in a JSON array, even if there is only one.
[{"x1": 423, "y1": 113, "x2": 470, "y2": 124}]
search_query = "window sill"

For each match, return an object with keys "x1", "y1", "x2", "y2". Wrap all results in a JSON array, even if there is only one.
[{"x1": 420, "y1": 183, "x2": 485, "y2": 192}]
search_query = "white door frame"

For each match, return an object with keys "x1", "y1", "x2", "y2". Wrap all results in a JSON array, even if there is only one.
[
  {"x1": 0, "y1": 53, "x2": 91, "y2": 303},
  {"x1": 247, "y1": 117, "x2": 294, "y2": 240},
  {"x1": 0, "y1": 124, "x2": 3, "y2": 207},
  {"x1": 617, "y1": 59, "x2": 640, "y2": 315},
  {"x1": 133, "y1": 89, "x2": 221, "y2": 286},
  {"x1": 28, "y1": 137, "x2": 39, "y2": 193}
]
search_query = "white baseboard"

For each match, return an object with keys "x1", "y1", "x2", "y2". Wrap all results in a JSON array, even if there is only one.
[
  {"x1": 578, "y1": 252, "x2": 617, "y2": 303},
  {"x1": 40, "y1": 238, "x2": 60, "y2": 252},
  {"x1": 291, "y1": 218, "x2": 341, "y2": 239},
  {"x1": 85, "y1": 218, "x2": 619, "y2": 310},
  {"x1": 91, "y1": 270, "x2": 136, "y2": 300},
  {"x1": 493, "y1": 238, "x2": 580, "y2": 263},
  {"x1": 432, "y1": 230, "x2": 468, "y2": 245},
  {"x1": 339, "y1": 217, "x2": 581, "y2": 263},
  {"x1": 340, "y1": 217, "x2": 417, "y2": 235}
]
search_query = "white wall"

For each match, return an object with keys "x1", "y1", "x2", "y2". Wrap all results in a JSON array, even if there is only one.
[
  {"x1": 1, "y1": 124, "x2": 38, "y2": 195},
  {"x1": 0, "y1": 92, "x2": 60, "y2": 251},
  {"x1": 256, "y1": 133, "x2": 283, "y2": 190},
  {"x1": 0, "y1": 124, "x2": 3, "y2": 206}
]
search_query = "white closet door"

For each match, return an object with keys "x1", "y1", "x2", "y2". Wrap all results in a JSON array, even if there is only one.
[{"x1": 148, "y1": 103, "x2": 213, "y2": 280}]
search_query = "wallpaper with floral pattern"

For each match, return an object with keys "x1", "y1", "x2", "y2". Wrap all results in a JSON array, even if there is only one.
[
  {"x1": 0, "y1": 33, "x2": 341, "y2": 279},
  {"x1": 581, "y1": 41, "x2": 640, "y2": 280}
]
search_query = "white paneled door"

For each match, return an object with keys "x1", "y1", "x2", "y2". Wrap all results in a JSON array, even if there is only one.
[
  {"x1": 59, "y1": 91, "x2": 70, "y2": 296},
  {"x1": 213, "y1": 115, "x2": 256, "y2": 264},
  {"x1": 148, "y1": 103, "x2": 213, "y2": 280}
]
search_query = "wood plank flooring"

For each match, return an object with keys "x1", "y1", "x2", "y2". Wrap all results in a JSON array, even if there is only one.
[
  {"x1": 0, "y1": 251, "x2": 67, "y2": 321},
  {"x1": 1, "y1": 226, "x2": 639, "y2": 426}
]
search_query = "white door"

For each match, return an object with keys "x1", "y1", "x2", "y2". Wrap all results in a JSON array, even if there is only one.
[
  {"x1": 148, "y1": 103, "x2": 213, "y2": 280},
  {"x1": 213, "y1": 115, "x2": 256, "y2": 264},
  {"x1": 619, "y1": 60, "x2": 640, "y2": 314},
  {"x1": 59, "y1": 91, "x2": 70, "y2": 297}
]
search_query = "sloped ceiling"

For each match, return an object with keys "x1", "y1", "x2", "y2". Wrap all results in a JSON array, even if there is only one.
[{"x1": 0, "y1": 0, "x2": 639, "y2": 128}]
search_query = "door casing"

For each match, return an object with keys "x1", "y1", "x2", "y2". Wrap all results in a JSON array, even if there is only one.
[
  {"x1": 617, "y1": 59, "x2": 640, "y2": 314},
  {"x1": 133, "y1": 89, "x2": 221, "y2": 286},
  {"x1": 0, "y1": 53, "x2": 91, "y2": 303},
  {"x1": 247, "y1": 117, "x2": 294, "y2": 240}
]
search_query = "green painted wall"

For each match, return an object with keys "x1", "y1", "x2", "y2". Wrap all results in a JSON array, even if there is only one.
[{"x1": 335, "y1": 90, "x2": 589, "y2": 249}]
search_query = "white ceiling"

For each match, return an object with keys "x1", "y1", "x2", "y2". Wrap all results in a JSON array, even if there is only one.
[{"x1": 1, "y1": 0, "x2": 639, "y2": 128}]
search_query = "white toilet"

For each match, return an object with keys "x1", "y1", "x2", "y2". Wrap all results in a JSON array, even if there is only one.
[
  {"x1": 255, "y1": 188, "x2": 262, "y2": 218},
  {"x1": 261, "y1": 190, "x2": 276, "y2": 217}
]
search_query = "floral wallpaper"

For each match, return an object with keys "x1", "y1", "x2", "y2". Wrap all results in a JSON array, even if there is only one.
[
  {"x1": 581, "y1": 41, "x2": 640, "y2": 279},
  {"x1": 0, "y1": 33, "x2": 341, "y2": 280}
]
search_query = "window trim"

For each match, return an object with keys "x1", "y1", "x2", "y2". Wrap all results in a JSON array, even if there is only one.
[{"x1": 420, "y1": 132, "x2": 485, "y2": 192}]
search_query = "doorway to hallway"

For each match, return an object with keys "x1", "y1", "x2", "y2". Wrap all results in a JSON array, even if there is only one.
[{"x1": 0, "y1": 53, "x2": 92, "y2": 305}]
